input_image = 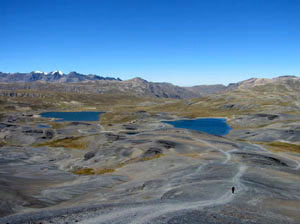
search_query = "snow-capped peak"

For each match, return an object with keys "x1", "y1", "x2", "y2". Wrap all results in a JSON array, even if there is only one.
[
  {"x1": 33, "y1": 70, "x2": 48, "y2": 75},
  {"x1": 50, "y1": 70, "x2": 64, "y2": 75}
]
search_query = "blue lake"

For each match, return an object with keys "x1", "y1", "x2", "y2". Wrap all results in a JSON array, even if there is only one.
[
  {"x1": 163, "y1": 118, "x2": 232, "y2": 136},
  {"x1": 41, "y1": 111, "x2": 104, "y2": 122}
]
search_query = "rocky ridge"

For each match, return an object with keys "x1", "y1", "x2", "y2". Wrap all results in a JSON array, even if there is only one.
[
  {"x1": 0, "y1": 72, "x2": 299, "y2": 99},
  {"x1": 0, "y1": 71, "x2": 121, "y2": 83}
]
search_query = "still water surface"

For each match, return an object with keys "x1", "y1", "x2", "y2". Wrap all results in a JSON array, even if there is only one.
[
  {"x1": 41, "y1": 111, "x2": 103, "y2": 122},
  {"x1": 163, "y1": 118, "x2": 232, "y2": 136}
]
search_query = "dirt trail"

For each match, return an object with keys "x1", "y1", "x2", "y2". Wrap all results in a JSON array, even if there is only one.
[{"x1": 80, "y1": 141, "x2": 247, "y2": 224}]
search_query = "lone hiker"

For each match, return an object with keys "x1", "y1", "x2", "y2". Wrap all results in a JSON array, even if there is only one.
[{"x1": 232, "y1": 186, "x2": 235, "y2": 194}]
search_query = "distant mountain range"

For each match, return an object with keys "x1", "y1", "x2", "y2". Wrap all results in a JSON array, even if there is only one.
[
  {"x1": 0, "y1": 71, "x2": 299, "y2": 99},
  {"x1": 0, "y1": 71, "x2": 121, "y2": 83}
]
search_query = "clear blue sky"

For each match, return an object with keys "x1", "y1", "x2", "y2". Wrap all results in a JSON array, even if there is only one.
[{"x1": 1, "y1": 0, "x2": 300, "y2": 86}]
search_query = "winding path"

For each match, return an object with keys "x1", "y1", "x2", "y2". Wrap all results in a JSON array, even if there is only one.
[{"x1": 79, "y1": 139, "x2": 247, "y2": 224}]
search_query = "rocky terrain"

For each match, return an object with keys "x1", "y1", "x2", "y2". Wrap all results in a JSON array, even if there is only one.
[
  {"x1": 0, "y1": 71, "x2": 200, "y2": 99},
  {"x1": 0, "y1": 110, "x2": 299, "y2": 224},
  {"x1": 1, "y1": 71, "x2": 299, "y2": 99},
  {"x1": 186, "y1": 84, "x2": 227, "y2": 95},
  {"x1": 0, "y1": 75, "x2": 299, "y2": 224},
  {"x1": 0, "y1": 76, "x2": 199, "y2": 99}
]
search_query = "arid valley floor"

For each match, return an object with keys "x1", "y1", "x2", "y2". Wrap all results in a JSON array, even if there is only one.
[{"x1": 0, "y1": 76, "x2": 300, "y2": 224}]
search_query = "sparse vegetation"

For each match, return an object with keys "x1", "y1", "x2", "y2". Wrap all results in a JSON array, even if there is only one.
[
  {"x1": 73, "y1": 168, "x2": 95, "y2": 175},
  {"x1": 73, "y1": 167, "x2": 116, "y2": 175},
  {"x1": 141, "y1": 154, "x2": 164, "y2": 161},
  {"x1": 37, "y1": 136, "x2": 89, "y2": 150},
  {"x1": 97, "y1": 168, "x2": 116, "y2": 174},
  {"x1": 1, "y1": 77, "x2": 299, "y2": 127},
  {"x1": 265, "y1": 141, "x2": 300, "y2": 153},
  {"x1": 179, "y1": 153, "x2": 202, "y2": 158},
  {"x1": 73, "y1": 154, "x2": 165, "y2": 176},
  {"x1": 50, "y1": 122, "x2": 66, "y2": 129}
]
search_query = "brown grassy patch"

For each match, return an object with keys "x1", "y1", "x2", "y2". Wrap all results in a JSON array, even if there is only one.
[
  {"x1": 96, "y1": 168, "x2": 116, "y2": 174},
  {"x1": 179, "y1": 153, "x2": 202, "y2": 159},
  {"x1": 265, "y1": 141, "x2": 300, "y2": 153},
  {"x1": 142, "y1": 196, "x2": 153, "y2": 200},
  {"x1": 140, "y1": 154, "x2": 164, "y2": 161},
  {"x1": 73, "y1": 167, "x2": 116, "y2": 175},
  {"x1": 50, "y1": 122, "x2": 66, "y2": 129},
  {"x1": 73, "y1": 168, "x2": 95, "y2": 175},
  {"x1": 37, "y1": 136, "x2": 89, "y2": 150}
]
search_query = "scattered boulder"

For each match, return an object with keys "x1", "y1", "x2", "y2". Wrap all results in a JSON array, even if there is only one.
[
  {"x1": 115, "y1": 147, "x2": 133, "y2": 157},
  {"x1": 43, "y1": 130, "x2": 55, "y2": 139},
  {"x1": 222, "y1": 104, "x2": 251, "y2": 111},
  {"x1": 256, "y1": 114, "x2": 279, "y2": 120},
  {"x1": 106, "y1": 133, "x2": 120, "y2": 141},
  {"x1": 70, "y1": 122, "x2": 91, "y2": 126},
  {"x1": 7, "y1": 116, "x2": 18, "y2": 123},
  {"x1": 136, "y1": 110, "x2": 147, "y2": 113},
  {"x1": 161, "y1": 188, "x2": 181, "y2": 200},
  {"x1": 285, "y1": 130, "x2": 295, "y2": 134},
  {"x1": 223, "y1": 104, "x2": 235, "y2": 109},
  {"x1": 157, "y1": 140, "x2": 177, "y2": 149},
  {"x1": 23, "y1": 129, "x2": 44, "y2": 134},
  {"x1": 129, "y1": 139, "x2": 152, "y2": 145},
  {"x1": 143, "y1": 147, "x2": 163, "y2": 158},
  {"x1": 84, "y1": 152, "x2": 95, "y2": 161},
  {"x1": 106, "y1": 133, "x2": 125, "y2": 141},
  {"x1": 123, "y1": 124, "x2": 137, "y2": 130}
]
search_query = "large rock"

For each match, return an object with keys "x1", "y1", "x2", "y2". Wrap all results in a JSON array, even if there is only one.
[{"x1": 84, "y1": 152, "x2": 95, "y2": 161}]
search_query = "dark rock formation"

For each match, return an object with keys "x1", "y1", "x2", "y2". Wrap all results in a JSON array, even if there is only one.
[
  {"x1": 157, "y1": 140, "x2": 177, "y2": 149},
  {"x1": 84, "y1": 152, "x2": 95, "y2": 160},
  {"x1": 142, "y1": 147, "x2": 163, "y2": 158},
  {"x1": 43, "y1": 130, "x2": 55, "y2": 139}
]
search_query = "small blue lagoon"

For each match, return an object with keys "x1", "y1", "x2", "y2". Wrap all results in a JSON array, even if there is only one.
[
  {"x1": 41, "y1": 111, "x2": 104, "y2": 122},
  {"x1": 163, "y1": 118, "x2": 232, "y2": 136}
]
